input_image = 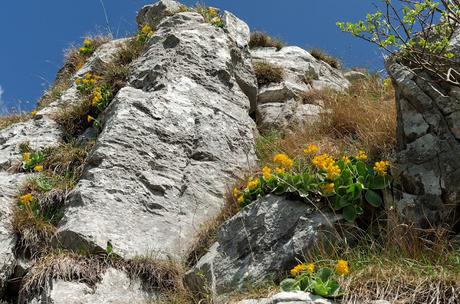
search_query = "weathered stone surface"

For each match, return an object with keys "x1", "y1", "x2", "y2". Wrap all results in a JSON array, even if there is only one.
[
  {"x1": 236, "y1": 292, "x2": 335, "y2": 304},
  {"x1": 27, "y1": 268, "x2": 150, "y2": 304},
  {"x1": 57, "y1": 10, "x2": 257, "y2": 259},
  {"x1": 386, "y1": 57, "x2": 460, "y2": 227},
  {"x1": 186, "y1": 195, "x2": 341, "y2": 299},
  {"x1": 137, "y1": 0, "x2": 182, "y2": 28},
  {"x1": 251, "y1": 46, "x2": 349, "y2": 131},
  {"x1": 343, "y1": 70, "x2": 367, "y2": 82}
]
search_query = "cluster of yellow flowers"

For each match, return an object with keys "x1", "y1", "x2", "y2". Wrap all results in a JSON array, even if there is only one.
[
  {"x1": 262, "y1": 166, "x2": 272, "y2": 180},
  {"x1": 356, "y1": 150, "x2": 368, "y2": 161},
  {"x1": 312, "y1": 153, "x2": 341, "y2": 181},
  {"x1": 373, "y1": 160, "x2": 390, "y2": 176},
  {"x1": 137, "y1": 24, "x2": 155, "y2": 43},
  {"x1": 91, "y1": 86, "x2": 103, "y2": 106},
  {"x1": 303, "y1": 144, "x2": 319, "y2": 155},
  {"x1": 206, "y1": 7, "x2": 224, "y2": 28},
  {"x1": 273, "y1": 153, "x2": 294, "y2": 170},
  {"x1": 335, "y1": 259, "x2": 349, "y2": 276},
  {"x1": 22, "y1": 153, "x2": 43, "y2": 172},
  {"x1": 290, "y1": 260, "x2": 349, "y2": 277},
  {"x1": 75, "y1": 73, "x2": 98, "y2": 89},
  {"x1": 290, "y1": 263, "x2": 315, "y2": 276},
  {"x1": 321, "y1": 182, "x2": 335, "y2": 194},
  {"x1": 79, "y1": 39, "x2": 94, "y2": 56},
  {"x1": 19, "y1": 193, "x2": 33, "y2": 205}
]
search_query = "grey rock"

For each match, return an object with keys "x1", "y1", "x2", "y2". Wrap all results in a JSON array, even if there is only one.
[
  {"x1": 27, "y1": 268, "x2": 151, "y2": 304},
  {"x1": 251, "y1": 46, "x2": 349, "y2": 131},
  {"x1": 222, "y1": 11, "x2": 250, "y2": 48},
  {"x1": 186, "y1": 195, "x2": 341, "y2": 299},
  {"x1": 386, "y1": 57, "x2": 460, "y2": 227},
  {"x1": 57, "y1": 11, "x2": 257, "y2": 259},
  {"x1": 236, "y1": 291, "x2": 335, "y2": 304},
  {"x1": 136, "y1": 0, "x2": 182, "y2": 29},
  {"x1": 343, "y1": 70, "x2": 368, "y2": 82}
]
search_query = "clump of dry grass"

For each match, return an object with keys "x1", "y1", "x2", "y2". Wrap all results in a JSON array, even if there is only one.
[
  {"x1": 310, "y1": 48, "x2": 342, "y2": 69},
  {"x1": 0, "y1": 113, "x2": 31, "y2": 131},
  {"x1": 299, "y1": 89, "x2": 330, "y2": 105},
  {"x1": 249, "y1": 32, "x2": 284, "y2": 51},
  {"x1": 257, "y1": 76, "x2": 396, "y2": 163},
  {"x1": 53, "y1": 99, "x2": 93, "y2": 141},
  {"x1": 253, "y1": 61, "x2": 284, "y2": 86}
]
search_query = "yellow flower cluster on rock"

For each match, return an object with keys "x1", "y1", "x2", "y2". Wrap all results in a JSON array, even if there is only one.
[
  {"x1": 373, "y1": 160, "x2": 390, "y2": 176},
  {"x1": 321, "y1": 183, "x2": 335, "y2": 194},
  {"x1": 137, "y1": 24, "x2": 155, "y2": 44},
  {"x1": 75, "y1": 73, "x2": 98, "y2": 89},
  {"x1": 79, "y1": 39, "x2": 95, "y2": 56},
  {"x1": 356, "y1": 150, "x2": 368, "y2": 161},
  {"x1": 273, "y1": 153, "x2": 293, "y2": 170},
  {"x1": 335, "y1": 259, "x2": 349, "y2": 276},
  {"x1": 312, "y1": 153, "x2": 341, "y2": 181},
  {"x1": 19, "y1": 193, "x2": 33, "y2": 205},
  {"x1": 246, "y1": 178, "x2": 260, "y2": 191},
  {"x1": 91, "y1": 86, "x2": 103, "y2": 106},
  {"x1": 290, "y1": 263, "x2": 315, "y2": 276},
  {"x1": 262, "y1": 166, "x2": 272, "y2": 180},
  {"x1": 303, "y1": 144, "x2": 319, "y2": 155}
]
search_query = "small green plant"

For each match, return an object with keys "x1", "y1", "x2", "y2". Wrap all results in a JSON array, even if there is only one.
[
  {"x1": 280, "y1": 260, "x2": 349, "y2": 298},
  {"x1": 137, "y1": 24, "x2": 155, "y2": 45},
  {"x1": 196, "y1": 6, "x2": 225, "y2": 28},
  {"x1": 249, "y1": 32, "x2": 284, "y2": 51},
  {"x1": 233, "y1": 145, "x2": 391, "y2": 222},
  {"x1": 253, "y1": 61, "x2": 284, "y2": 86},
  {"x1": 22, "y1": 151, "x2": 45, "y2": 173},
  {"x1": 79, "y1": 39, "x2": 96, "y2": 57}
]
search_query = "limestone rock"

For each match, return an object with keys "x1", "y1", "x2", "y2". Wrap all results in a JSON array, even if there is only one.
[
  {"x1": 236, "y1": 292, "x2": 335, "y2": 304},
  {"x1": 186, "y1": 195, "x2": 341, "y2": 298},
  {"x1": 386, "y1": 57, "x2": 460, "y2": 227},
  {"x1": 250, "y1": 46, "x2": 349, "y2": 131},
  {"x1": 137, "y1": 0, "x2": 182, "y2": 29},
  {"x1": 57, "y1": 10, "x2": 257, "y2": 259},
  {"x1": 26, "y1": 268, "x2": 150, "y2": 304},
  {"x1": 343, "y1": 70, "x2": 367, "y2": 82}
]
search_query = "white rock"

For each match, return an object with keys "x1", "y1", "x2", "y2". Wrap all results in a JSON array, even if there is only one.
[{"x1": 236, "y1": 291, "x2": 335, "y2": 304}]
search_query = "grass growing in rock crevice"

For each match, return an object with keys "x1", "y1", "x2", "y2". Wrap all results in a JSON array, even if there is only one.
[
  {"x1": 249, "y1": 32, "x2": 284, "y2": 51},
  {"x1": 253, "y1": 61, "x2": 284, "y2": 86},
  {"x1": 310, "y1": 48, "x2": 342, "y2": 69}
]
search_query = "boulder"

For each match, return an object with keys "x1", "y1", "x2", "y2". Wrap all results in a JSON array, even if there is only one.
[
  {"x1": 136, "y1": 0, "x2": 182, "y2": 29},
  {"x1": 343, "y1": 70, "x2": 367, "y2": 82},
  {"x1": 386, "y1": 57, "x2": 460, "y2": 227},
  {"x1": 26, "y1": 268, "x2": 150, "y2": 304},
  {"x1": 57, "y1": 10, "x2": 257, "y2": 259},
  {"x1": 236, "y1": 292, "x2": 335, "y2": 304},
  {"x1": 250, "y1": 46, "x2": 349, "y2": 131},
  {"x1": 185, "y1": 195, "x2": 341, "y2": 300}
]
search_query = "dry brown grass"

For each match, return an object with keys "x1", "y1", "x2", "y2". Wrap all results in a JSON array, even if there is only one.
[
  {"x1": 0, "y1": 113, "x2": 31, "y2": 131},
  {"x1": 310, "y1": 48, "x2": 342, "y2": 69},
  {"x1": 257, "y1": 76, "x2": 396, "y2": 163},
  {"x1": 249, "y1": 32, "x2": 284, "y2": 51},
  {"x1": 253, "y1": 61, "x2": 284, "y2": 86}
]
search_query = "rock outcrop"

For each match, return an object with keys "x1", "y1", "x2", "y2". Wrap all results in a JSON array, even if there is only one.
[
  {"x1": 250, "y1": 47, "x2": 349, "y2": 131},
  {"x1": 236, "y1": 291, "x2": 335, "y2": 304},
  {"x1": 57, "y1": 2, "x2": 258, "y2": 259},
  {"x1": 386, "y1": 54, "x2": 460, "y2": 228},
  {"x1": 186, "y1": 195, "x2": 341, "y2": 300}
]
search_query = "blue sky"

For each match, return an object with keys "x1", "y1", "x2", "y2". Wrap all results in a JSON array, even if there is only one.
[{"x1": 0, "y1": 0, "x2": 384, "y2": 113}]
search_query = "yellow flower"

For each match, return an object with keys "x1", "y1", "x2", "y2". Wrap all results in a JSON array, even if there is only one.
[
  {"x1": 336, "y1": 260, "x2": 349, "y2": 276},
  {"x1": 321, "y1": 183, "x2": 335, "y2": 194},
  {"x1": 79, "y1": 47, "x2": 86, "y2": 53},
  {"x1": 326, "y1": 164, "x2": 341, "y2": 180},
  {"x1": 237, "y1": 195, "x2": 244, "y2": 205},
  {"x1": 22, "y1": 153, "x2": 31, "y2": 162},
  {"x1": 87, "y1": 115, "x2": 95, "y2": 123},
  {"x1": 306, "y1": 263, "x2": 315, "y2": 274},
  {"x1": 341, "y1": 155, "x2": 350, "y2": 165},
  {"x1": 262, "y1": 166, "x2": 272, "y2": 180},
  {"x1": 275, "y1": 167, "x2": 285, "y2": 174},
  {"x1": 19, "y1": 193, "x2": 33, "y2": 205},
  {"x1": 33, "y1": 165, "x2": 43, "y2": 172},
  {"x1": 208, "y1": 7, "x2": 218, "y2": 16},
  {"x1": 92, "y1": 87, "x2": 103, "y2": 106},
  {"x1": 83, "y1": 39, "x2": 92, "y2": 46},
  {"x1": 304, "y1": 144, "x2": 319, "y2": 155},
  {"x1": 85, "y1": 73, "x2": 92, "y2": 79},
  {"x1": 247, "y1": 178, "x2": 260, "y2": 191},
  {"x1": 356, "y1": 150, "x2": 368, "y2": 161},
  {"x1": 312, "y1": 153, "x2": 335, "y2": 171},
  {"x1": 273, "y1": 153, "x2": 293, "y2": 169},
  {"x1": 82, "y1": 78, "x2": 90, "y2": 85},
  {"x1": 233, "y1": 187, "x2": 240, "y2": 198},
  {"x1": 290, "y1": 264, "x2": 308, "y2": 277},
  {"x1": 75, "y1": 78, "x2": 82, "y2": 85},
  {"x1": 31, "y1": 110, "x2": 38, "y2": 117},
  {"x1": 373, "y1": 160, "x2": 390, "y2": 176},
  {"x1": 141, "y1": 24, "x2": 153, "y2": 35}
]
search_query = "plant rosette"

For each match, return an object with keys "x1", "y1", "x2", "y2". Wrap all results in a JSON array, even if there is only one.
[{"x1": 22, "y1": 152, "x2": 45, "y2": 173}]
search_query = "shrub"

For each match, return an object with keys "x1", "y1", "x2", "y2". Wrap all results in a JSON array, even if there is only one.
[
  {"x1": 253, "y1": 61, "x2": 284, "y2": 86},
  {"x1": 249, "y1": 32, "x2": 284, "y2": 50},
  {"x1": 310, "y1": 48, "x2": 342, "y2": 69}
]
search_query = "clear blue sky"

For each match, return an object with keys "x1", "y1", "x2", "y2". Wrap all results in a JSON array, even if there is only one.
[{"x1": 0, "y1": 0, "x2": 384, "y2": 113}]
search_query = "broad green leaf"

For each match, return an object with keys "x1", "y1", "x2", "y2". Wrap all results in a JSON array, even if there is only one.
[
  {"x1": 317, "y1": 268, "x2": 333, "y2": 282},
  {"x1": 365, "y1": 189, "x2": 382, "y2": 207},
  {"x1": 280, "y1": 278, "x2": 300, "y2": 292},
  {"x1": 343, "y1": 205, "x2": 358, "y2": 222},
  {"x1": 356, "y1": 161, "x2": 368, "y2": 177}
]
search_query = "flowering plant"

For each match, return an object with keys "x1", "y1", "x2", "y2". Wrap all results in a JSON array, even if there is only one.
[
  {"x1": 233, "y1": 145, "x2": 391, "y2": 222},
  {"x1": 79, "y1": 39, "x2": 95, "y2": 57},
  {"x1": 280, "y1": 260, "x2": 349, "y2": 298},
  {"x1": 22, "y1": 152, "x2": 45, "y2": 172},
  {"x1": 137, "y1": 24, "x2": 155, "y2": 45}
]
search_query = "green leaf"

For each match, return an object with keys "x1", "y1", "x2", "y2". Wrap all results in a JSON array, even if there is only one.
[
  {"x1": 369, "y1": 175, "x2": 391, "y2": 190},
  {"x1": 311, "y1": 278, "x2": 330, "y2": 297},
  {"x1": 365, "y1": 189, "x2": 382, "y2": 207},
  {"x1": 325, "y1": 280, "x2": 341, "y2": 298},
  {"x1": 280, "y1": 278, "x2": 300, "y2": 292},
  {"x1": 356, "y1": 161, "x2": 367, "y2": 177},
  {"x1": 317, "y1": 268, "x2": 333, "y2": 282},
  {"x1": 343, "y1": 205, "x2": 358, "y2": 222}
]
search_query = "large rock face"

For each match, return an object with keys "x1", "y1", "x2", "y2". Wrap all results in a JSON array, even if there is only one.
[
  {"x1": 236, "y1": 292, "x2": 335, "y2": 304},
  {"x1": 386, "y1": 57, "x2": 460, "y2": 228},
  {"x1": 57, "y1": 6, "x2": 257, "y2": 259},
  {"x1": 250, "y1": 47, "x2": 349, "y2": 131},
  {"x1": 186, "y1": 195, "x2": 341, "y2": 300}
]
